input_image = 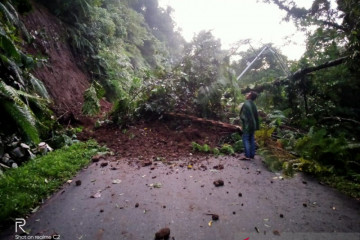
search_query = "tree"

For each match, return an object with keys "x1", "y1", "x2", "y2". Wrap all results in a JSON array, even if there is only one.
[{"x1": 261, "y1": 0, "x2": 360, "y2": 136}]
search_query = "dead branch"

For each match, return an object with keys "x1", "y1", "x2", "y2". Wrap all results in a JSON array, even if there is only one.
[{"x1": 320, "y1": 116, "x2": 360, "y2": 125}]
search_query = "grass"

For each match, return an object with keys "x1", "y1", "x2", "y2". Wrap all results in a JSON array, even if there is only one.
[{"x1": 0, "y1": 140, "x2": 102, "y2": 224}]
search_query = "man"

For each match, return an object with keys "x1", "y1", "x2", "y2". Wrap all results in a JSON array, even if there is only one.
[{"x1": 240, "y1": 91, "x2": 259, "y2": 159}]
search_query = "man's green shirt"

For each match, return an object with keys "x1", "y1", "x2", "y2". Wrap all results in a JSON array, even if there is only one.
[{"x1": 240, "y1": 100, "x2": 259, "y2": 134}]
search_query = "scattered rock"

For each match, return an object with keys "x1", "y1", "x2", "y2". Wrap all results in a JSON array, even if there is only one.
[
  {"x1": 213, "y1": 179, "x2": 224, "y2": 187},
  {"x1": 200, "y1": 164, "x2": 207, "y2": 170},
  {"x1": 112, "y1": 179, "x2": 122, "y2": 184},
  {"x1": 135, "y1": 203, "x2": 139, "y2": 208},
  {"x1": 100, "y1": 162, "x2": 108, "y2": 167},
  {"x1": 302, "y1": 181, "x2": 307, "y2": 185},
  {"x1": 75, "y1": 180, "x2": 82, "y2": 186},
  {"x1": 110, "y1": 167, "x2": 117, "y2": 170},
  {"x1": 213, "y1": 164, "x2": 224, "y2": 170},
  {"x1": 233, "y1": 211, "x2": 236, "y2": 215},
  {"x1": 303, "y1": 203, "x2": 307, "y2": 207},
  {"x1": 238, "y1": 193, "x2": 242, "y2": 197},
  {"x1": 91, "y1": 155, "x2": 102, "y2": 162},
  {"x1": 280, "y1": 214, "x2": 284, "y2": 218},
  {"x1": 273, "y1": 230, "x2": 281, "y2": 236},
  {"x1": 155, "y1": 227, "x2": 170, "y2": 240},
  {"x1": 211, "y1": 214, "x2": 219, "y2": 221},
  {"x1": 143, "y1": 160, "x2": 152, "y2": 167},
  {"x1": 38, "y1": 142, "x2": 53, "y2": 155},
  {"x1": 11, "y1": 147, "x2": 25, "y2": 159},
  {"x1": 100, "y1": 209, "x2": 104, "y2": 213},
  {"x1": 91, "y1": 192, "x2": 101, "y2": 198}
]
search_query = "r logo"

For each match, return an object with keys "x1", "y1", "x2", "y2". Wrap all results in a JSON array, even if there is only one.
[{"x1": 15, "y1": 218, "x2": 26, "y2": 233}]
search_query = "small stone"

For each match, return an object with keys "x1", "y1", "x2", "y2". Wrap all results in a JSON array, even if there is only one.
[
  {"x1": 213, "y1": 179, "x2": 224, "y2": 187},
  {"x1": 303, "y1": 203, "x2": 307, "y2": 207},
  {"x1": 142, "y1": 160, "x2": 152, "y2": 167},
  {"x1": 273, "y1": 230, "x2": 280, "y2": 236},
  {"x1": 213, "y1": 164, "x2": 224, "y2": 170},
  {"x1": 155, "y1": 227, "x2": 170, "y2": 240},
  {"x1": 212, "y1": 214, "x2": 219, "y2": 221},
  {"x1": 92, "y1": 155, "x2": 102, "y2": 162},
  {"x1": 238, "y1": 193, "x2": 242, "y2": 197},
  {"x1": 135, "y1": 203, "x2": 139, "y2": 208},
  {"x1": 75, "y1": 180, "x2": 82, "y2": 186},
  {"x1": 100, "y1": 162, "x2": 108, "y2": 167},
  {"x1": 280, "y1": 214, "x2": 284, "y2": 218}
]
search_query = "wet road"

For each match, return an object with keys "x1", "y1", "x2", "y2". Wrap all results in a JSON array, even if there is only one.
[{"x1": 2, "y1": 155, "x2": 360, "y2": 240}]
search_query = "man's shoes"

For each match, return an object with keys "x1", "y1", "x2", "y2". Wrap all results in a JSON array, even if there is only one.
[{"x1": 239, "y1": 155, "x2": 251, "y2": 161}]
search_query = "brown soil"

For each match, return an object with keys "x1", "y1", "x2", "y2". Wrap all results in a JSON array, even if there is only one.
[
  {"x1": 21, "y1": 1, "x2": 93, "y2": 117},
  {"x1": 79, "y1": 118, "x2": 237, "y2": 162}
]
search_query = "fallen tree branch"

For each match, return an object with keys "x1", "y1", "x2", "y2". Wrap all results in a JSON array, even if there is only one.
[
  {"x1": 291, "y1": 56, "x2": 348, "y2": 80},
  {"x1": 164, "y1": 112, "x2": 242, "y2": 133},
  {"x1": 241, "y1": 56, "x2": 348, "y2": 93}
]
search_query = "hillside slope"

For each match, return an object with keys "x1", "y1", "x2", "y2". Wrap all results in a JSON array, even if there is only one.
[{"x1": 21, "y1": 1, "x2": 90, "y2": 117}]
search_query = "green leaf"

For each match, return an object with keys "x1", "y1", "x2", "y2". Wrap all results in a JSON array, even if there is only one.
[
  {"x1": 0, "y1": 80, "x2": 40, "y2": 143},
  {"x1": 0, "y1": 30, "x2": 21, "y2": 61}
]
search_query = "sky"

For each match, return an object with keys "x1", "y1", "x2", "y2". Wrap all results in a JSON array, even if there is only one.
[{"x1": 158, "y1": 0, "x2": 315, "y2": 60}]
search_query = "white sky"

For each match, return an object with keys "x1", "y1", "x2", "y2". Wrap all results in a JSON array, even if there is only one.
[{"x1": 158, "y1": 0, "x2": 314, "y2": 60}]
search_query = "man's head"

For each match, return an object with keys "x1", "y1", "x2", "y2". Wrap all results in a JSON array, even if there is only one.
[{"x1": 246, "y1": 91, "x2": 258, "y2": 101}]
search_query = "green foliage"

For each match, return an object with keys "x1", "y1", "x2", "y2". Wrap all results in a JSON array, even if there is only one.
[
  {"x1": 0, "y1": 2, "x2": 53, "y2": 145},
  {"x1": 220, "y1": 144, "x2": 235, "y2": 155},
  {"x1": 294, "y1": 157, "x2": 333, "y2": 175},
  {"x1": 0, "y1": 80, "x2": 40, "y2": 143},
  {"x1": 191, "y1": 141, "x2": 236, "y2": 155},
  {"x1": 321, "y1": 175, "x2": 360, "y2": 199},
  {"x1": 258, "y1": 149, "x2": 283, "y2": 172},
  {"x1": 295, "y1": 128, "x2": 349, "y2": 169},
  {"x1": 255, "y1": 127, "x2": 275, "y2": 147},
  {"x1": 0, "y1": 141, "x2": 101, "y2": 223},
  {"x1": 82, "y1": 84, "x2": 100, "y2": 116},
  {"x1": 233, "y1": 140, "x2": 244, "y2": 153},
  {"x1": 191, "y1": 142, "x2": 211, "y2": 153},
  {"x1": 212, "y1": 147, "x2": 220, "y2": 155}
]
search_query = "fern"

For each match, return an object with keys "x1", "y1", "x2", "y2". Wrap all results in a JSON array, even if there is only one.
[
  {"x1": 0, "y1": 29, "x2": 21, "y2": 61},
  {"x1": 0, "y1": 80, "x2": 40, "y2": 143},
  {"x1": 29, "y1": 74, "x2": 50, "y2": 99},
  {"x1": 82, "y1": 85, "x2": 100, "y2": 116},
  {"x1": 0, "y1": 54, "x2": 25, "y2": 87},
  {"x1": 0, "y1": 2, "x2": 32, "y2": 42}
]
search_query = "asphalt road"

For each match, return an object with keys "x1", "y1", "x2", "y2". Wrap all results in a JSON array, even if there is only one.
[{"x1": 2, "y1": 155, "x2": 360, "y2": 240}]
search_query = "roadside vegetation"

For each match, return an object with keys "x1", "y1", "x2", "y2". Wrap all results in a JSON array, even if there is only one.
[{"x1": 0, "y1": 140, "x2": 104, "y2": 224}]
